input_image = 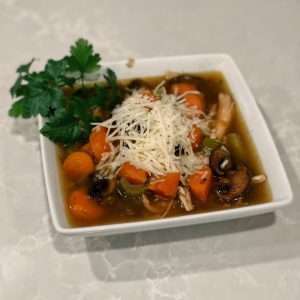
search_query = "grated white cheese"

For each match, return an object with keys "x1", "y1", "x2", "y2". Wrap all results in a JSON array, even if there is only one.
[{"x1": 93, "y1": 85, "x2": 212, "y2": 182}]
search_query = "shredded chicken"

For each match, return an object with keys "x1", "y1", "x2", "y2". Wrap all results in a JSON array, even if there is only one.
[
  {"x1": 208, "y1": 104, "x2": 217, "y2": 118},
  {"x1": 142, "y1": 195, "x2": 163, "y2": 214},
  {"x1": 160, "y1": 199, "x2": 174, "y2": 218},
  {"x1": 178, "y1": 186, "x2": 194, "y2": 212},
  {"x1": 215, "y1": 93, "x2": 234, "y2": 139}
]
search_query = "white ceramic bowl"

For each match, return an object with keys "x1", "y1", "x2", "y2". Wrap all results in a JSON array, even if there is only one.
[{"x1": 39, "y1": 54, "x2": 293, "y2": 236}]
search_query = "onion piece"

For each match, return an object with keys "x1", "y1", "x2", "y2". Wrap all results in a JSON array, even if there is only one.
[
  {"x1": 142, "y1": 195, "x2": 163, "y2": 214},
  {"x1": 160, "y1": 199, "x2": 174, "y2": 218}
]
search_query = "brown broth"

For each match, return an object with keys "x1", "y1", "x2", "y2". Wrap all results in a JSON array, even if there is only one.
[{"x1": 57, "y1": 71, "x2": 272, "y2": 227}]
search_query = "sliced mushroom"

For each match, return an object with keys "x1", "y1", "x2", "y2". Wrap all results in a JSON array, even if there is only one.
[
  {"x1": 166, "y1": 75, "x2": 204, "y2": 94},
  {"x1": 89, "y1": 176, "x2": 117, "y2": 201},
  {"x1": 178, "y1": 186, "x2": 194, "y2": 212},
  {"x1": 210, "y1": 145, "x2": 233, "y2": 176},
  {"x1": 216, "y1": 164, "x2": 250, "y2": 203}
]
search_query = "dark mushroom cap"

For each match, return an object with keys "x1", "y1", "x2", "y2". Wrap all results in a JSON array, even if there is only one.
[
  {"x1": 127, "y1": 79, "x2": 150, "y2": 90},
  {"x1": 165, "y1": 75, "x2": 200, "y2": 93},
  {"x1": 216, "y1": 164, "x2": 250, "y2": 203},
  {"x1": 89, "y1": 174, "x2": 116, "y2": 201},
  {"x1": 166, "y1": 74, "x2": 201, "y2": 85},
  {"x1": 165, "y1": 74, "x2": 219, "y2": 104},
  {"x1": 210, "y1": 145, "x2": 233, "y2": 176}
]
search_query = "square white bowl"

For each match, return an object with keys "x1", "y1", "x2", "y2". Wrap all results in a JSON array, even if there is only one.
[{"x1": 39, "y1": 54, "x2": 293, "y2": 236}]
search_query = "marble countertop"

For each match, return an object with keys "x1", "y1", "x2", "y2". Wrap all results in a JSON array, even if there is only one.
[{"x1": 1, "y1": 1, "x2": 300, "y2": 299}]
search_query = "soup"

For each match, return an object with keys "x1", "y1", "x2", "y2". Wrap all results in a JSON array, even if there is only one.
[{"x1": 57, "y1": 71, "x2": 272, "y2": 227}]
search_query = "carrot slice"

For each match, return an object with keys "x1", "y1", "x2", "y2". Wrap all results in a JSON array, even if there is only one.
[
  {"x1": 89, "y1": 127, "x2": 110, "y2": 161},
  {"x1": 188, "y1": 166, "x2": 213, "y2": 203},
  {"x1": 189, "y1": 125, "x2": 203, "y2": 150},
  {"x1": 68, "y1": 189, "x2": 105, "y2": 222},
  {"x1": 148, "y1": 172, "x2": 180, "y2": 199},
  {"x1": 184, "y1": 93, "x2": 205, "y2": 113},
  {"x1": 170, "y1": 82, "x2": 205, "y2": 113},
  {"x1": 63, "y1": 151, "x2": 94, "y2": 181},
  {"x1": 118, "y1": 162, "x2": 148, "y2": 185},
  {"x1": 81, "y1": 143, "x2": 93, "y2": 156},
  {"x1": 170, "y1": 82, "x2": 197, "y2": 95}
]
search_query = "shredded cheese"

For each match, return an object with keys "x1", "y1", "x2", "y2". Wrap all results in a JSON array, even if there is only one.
[{"x1": 93, "y1": 85, "x2": 212, "y2": 182}]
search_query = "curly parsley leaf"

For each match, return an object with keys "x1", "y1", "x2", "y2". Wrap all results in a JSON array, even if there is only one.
[
  {"x1": 40, "y1": 109, "x2": 86, "y2": 144},
  {"x1": 8, "y1": 98, "x2": 31, "y2": 118},
  {"x1": 44, "y1": 58, "x2": 72, "y2": 86},
  {"x1": 103, "y1": 68, "x2": 123, "y2": 110},
  {"x1": 10, "y1": 58, "x2": 35, "y2": 97},
  {"x1": 17, "y1": 59, "x2": 35, "y2": 74},
  {"x1": 9, "y1": 38, "x2": 123, "y2": 146},
  {"x1": 9, "y1": 70, "x2": 65, "y2": 118},
  {"x1": 67, "y1": 38, "x2": 101, "y2": 78},
  {"x1": 41, "y1": 91, "x2": 107, "y2": 144}
]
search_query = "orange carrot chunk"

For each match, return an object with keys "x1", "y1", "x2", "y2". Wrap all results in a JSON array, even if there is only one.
[
  {"x1": 118, "y1": 162, "x2": 148, "y2": 185},
  {"x1": 148, "y1": 172, "x2": 180, "y2": 199},
  {"x1": 184, "y1": 93, "x2": 205, "y2": 113},
  {"x1": 189, "y1": 125, "x2": 203, "y2": 150},
  {"x1": 68, "y1": 189, "x2": 105, "y2": 222},
  {"x1": 170, "y1": 82, "x2": 197, "y2": 95},
  {"x1": 170, "y1": 82, "x2": 205, "y2": 113},
  {"x1": 188, "y1": 166, "x2": 213, "y2": 203},
  {"x1": 89, "y1": 127, "x2": 110, "y2": 161},
  {"x1": 81, "y1": 143, "x2": 93, "y2": 156},
  {"x1": 63, "y1": 151, "x2": 94, "y2": 181}
]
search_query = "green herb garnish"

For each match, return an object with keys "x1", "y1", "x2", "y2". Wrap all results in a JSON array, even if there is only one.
[
  {"x1": 67, "y1": 38, "x2": 101, "y2": 84},
  {"x1": 8, "y1": 38, "x2": 123, "y2": 146}
]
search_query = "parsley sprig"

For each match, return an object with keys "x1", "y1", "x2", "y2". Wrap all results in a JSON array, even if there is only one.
[{"x1": 9, "y1": 38, "x2": 123, "y2": 145}]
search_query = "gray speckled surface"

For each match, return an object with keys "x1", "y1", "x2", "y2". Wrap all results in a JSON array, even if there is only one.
[{"x1": 1, "y1": 0, "x2": 300, "y2": 299}]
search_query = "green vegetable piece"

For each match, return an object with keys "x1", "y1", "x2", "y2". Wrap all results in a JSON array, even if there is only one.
[
  {"x1": 226, "y1": 133, "x2": 246, "y2": 162},
  {"x1": 118, "y1": 177, "x2": 145, "y2": 198},
  {"x1": 203, "y1": 137, "x2": 222, "y2": 151}
]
